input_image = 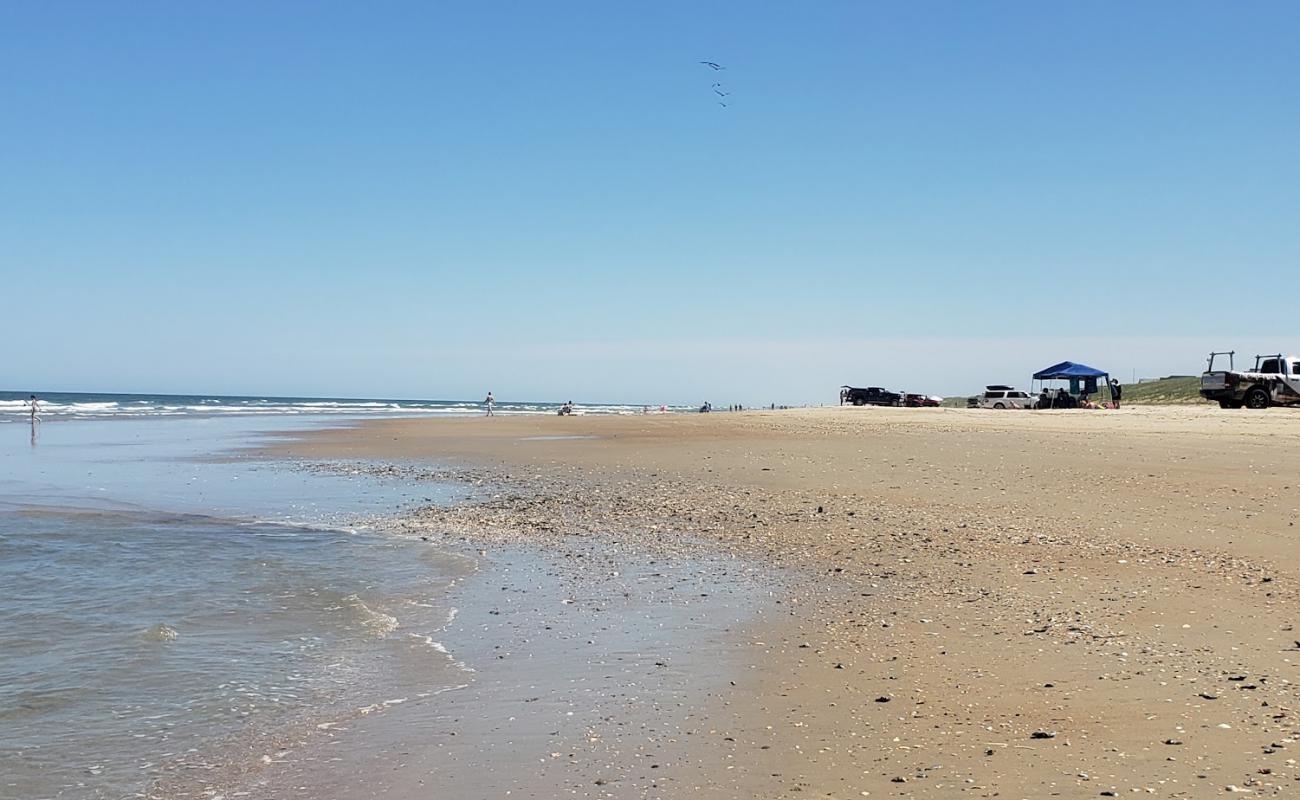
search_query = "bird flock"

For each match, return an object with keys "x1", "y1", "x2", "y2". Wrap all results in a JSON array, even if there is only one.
[{"x1": 700, "y1": 60, "x2": 730, "y2": 108}]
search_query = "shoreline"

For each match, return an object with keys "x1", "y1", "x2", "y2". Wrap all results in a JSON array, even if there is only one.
[
  {"x1": 188, "y1": 532, "x2": 785, "y2": 799},
  {"x1": 257, "y1": 406, "x2": 1300, "y2": 797},
  {"x1": 133, "y1": 427, "x2": 793, "y2": 800}
]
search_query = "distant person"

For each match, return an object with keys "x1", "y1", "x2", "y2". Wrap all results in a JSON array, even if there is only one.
[
  {"x1": 484, "y1": 391, "x2": 495, "y2": 416},
  {"x1": 558, "y1": 400, "x2": 574, "y2": 416},
  {"x1": 1110, "y1": 378, "x2": 1122, "y2": 409},
  {"x1": 27, "y1": 394, "x2": 40, "y2": 424},
  {"x1": 839, "y1": 388, "x2": 848, "y2": 406},
  {"x1": 1038, "y1": 389, "x2": 1049, "y2": 410}
]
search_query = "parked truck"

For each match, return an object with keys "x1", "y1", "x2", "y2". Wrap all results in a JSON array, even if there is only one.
[
  {"x1": 1200, "y1": 351, "x2": 1300, "y2": 409},
  {"x1": 841, "y1": 386, "x2": 902, "y2": 406}
]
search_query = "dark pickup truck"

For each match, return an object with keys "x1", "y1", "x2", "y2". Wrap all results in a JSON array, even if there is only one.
[{"x1": 841, "y1": 386, "x2": 902, "y2": 407}]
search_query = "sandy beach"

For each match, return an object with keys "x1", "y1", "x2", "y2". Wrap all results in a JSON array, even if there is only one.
[
  {"x1": 14, "y1": 4, "x2": 1297, "y2": 798},
  {"x1": 258, "y1": 405, "x2": 1300, "y2": 798}
]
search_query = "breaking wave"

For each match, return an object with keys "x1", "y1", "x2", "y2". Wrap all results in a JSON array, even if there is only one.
[{"x1": 1, "y1": 392, "x2": 686, "y2": 421}]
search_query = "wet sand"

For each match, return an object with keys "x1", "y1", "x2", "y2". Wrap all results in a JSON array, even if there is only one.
[
  {"x1": 228, "y1": 544, "x2": 775, "y2": 799},
  {"x1": 267, "y1": 406, "x2": 1300, "y2": 797}
]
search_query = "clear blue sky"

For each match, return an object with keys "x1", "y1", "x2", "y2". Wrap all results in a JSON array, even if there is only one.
[{"x1": 3, "y1": 2, "x2": 1297, "y2": 403}]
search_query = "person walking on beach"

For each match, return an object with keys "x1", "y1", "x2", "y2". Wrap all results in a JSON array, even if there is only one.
[
  {"x1": 484, "y1": 391, "x2": 495, "y2": 416},
  {"x1": 27, "y1": 394, "x2": 40, "y2": 424},
  {"x1": 1110, "y1": 378, "x2": 1122, "y2": 409}
]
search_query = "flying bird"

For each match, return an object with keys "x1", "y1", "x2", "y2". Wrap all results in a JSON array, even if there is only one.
[{"x1": 700, "y1": 63, "x2": 732, "y2": 109}]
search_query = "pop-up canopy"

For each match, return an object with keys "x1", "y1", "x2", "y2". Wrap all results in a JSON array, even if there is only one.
[
  {"x1": 1032, "y1": 361, "x2": 1109, "y2": 380},
  {"x1": 1031, "y1": 361, "x2": 1115, "y2": 405}
]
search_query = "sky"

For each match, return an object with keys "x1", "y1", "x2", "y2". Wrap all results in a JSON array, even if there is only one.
[{"x1": 2, "y1": 2, "x2": 1298, "y2": 404}]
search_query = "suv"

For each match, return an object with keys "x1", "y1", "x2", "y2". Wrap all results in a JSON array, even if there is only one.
[
  {"x1": 1200, "y1": 351, "x2": 1300, "y2": 409},
  {"x1": 842, "y1": 386, "x2": 902, "y2": 407},
  {"x1": 974, "y1": 385, "x2": 1035, "y2": 410}
]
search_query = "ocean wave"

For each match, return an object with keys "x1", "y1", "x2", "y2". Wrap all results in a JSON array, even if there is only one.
[
  {"x1": 142, "y1": 623, "x2": 180, "y2": 642},
  {"x1": 405, "y1": 633, "x2": 476, "y2": 673},
  {"x1": 338, "y1": 594, "x2": 398, "y2": 637},
  {"x1": 0, "y1": 392, "x2": 686, "y2": 420}
]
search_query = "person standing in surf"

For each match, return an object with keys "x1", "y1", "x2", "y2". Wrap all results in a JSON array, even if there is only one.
[
  {"x1": 484, "y1": 391, "x2": 495, "y2": 416},
  {"x1": 27, "y1": 395, "x2": 40, "y2": 424}
]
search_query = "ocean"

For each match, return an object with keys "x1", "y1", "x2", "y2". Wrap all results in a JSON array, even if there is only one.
[
  {"x1": 0, "y1": 391, "x2": 680, "y2": 422},
  {"x1": 0, "y1": 414, "x2": 479, "y2": 800}
]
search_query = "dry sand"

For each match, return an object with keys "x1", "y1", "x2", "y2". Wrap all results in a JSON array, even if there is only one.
[{"x1": 266, "y1": 405, "x2": 1300, "y2": 798}]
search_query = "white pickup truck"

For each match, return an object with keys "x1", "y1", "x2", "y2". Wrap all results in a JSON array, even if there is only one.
[{"x1": 1200, "y1": 351, "x2": 1300, "y2": 409}]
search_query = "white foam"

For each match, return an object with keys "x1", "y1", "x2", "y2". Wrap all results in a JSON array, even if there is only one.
[
  {"x1": 338, "y1": 594, "x2": 398, "y2": 637},
  {"x1": 1, "y1": 394, "x2": 690, "y2": 420}
]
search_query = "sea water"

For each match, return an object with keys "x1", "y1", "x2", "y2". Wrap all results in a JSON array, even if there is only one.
[
  {"x1": 0, "y1": 391, "x2": 682, "y2": 422},
  {"x1": 0, "y1": 417, "x2": 472, "y2": 800}
]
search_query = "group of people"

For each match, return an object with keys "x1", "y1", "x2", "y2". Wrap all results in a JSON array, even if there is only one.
[
  {"x1": 480, "y1": 395, "x2": 788, "y2": 417},
  {"x1": 700, "y1": 402, "x2": 756, "y2": 413},
  {"x1": 481, "y1": 392, "x2": 576, "y2": 417},
  {"x1": 1037, "y1": 389, "x2": 1079, "y2": 409},
  {"x1": 1036, "y1": 378, "x2": 1122, "y2": 410}
]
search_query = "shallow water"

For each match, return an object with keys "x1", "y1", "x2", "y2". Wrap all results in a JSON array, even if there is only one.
[{"x1": 0, "y1": 418, "x2": 472, "y2": 800}]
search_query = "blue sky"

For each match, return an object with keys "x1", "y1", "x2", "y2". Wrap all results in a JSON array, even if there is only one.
[{"x1": 3, "y1": 2, "x2": 1298, "y2": 403}]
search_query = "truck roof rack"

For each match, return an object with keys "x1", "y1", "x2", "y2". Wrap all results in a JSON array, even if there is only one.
[{"x1": 1207, "y1": 351, "x2": 1235, "y2": 371}]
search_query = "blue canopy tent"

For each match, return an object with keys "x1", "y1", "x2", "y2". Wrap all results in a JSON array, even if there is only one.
[{"x1": 1031, "y1": 361, "x2": 1115, "y2": 407}]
